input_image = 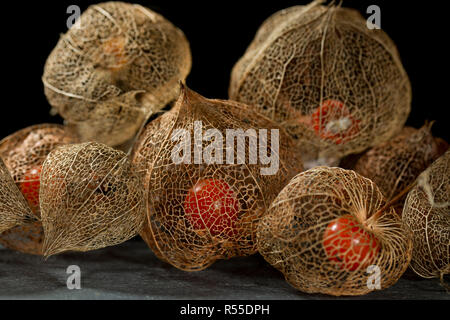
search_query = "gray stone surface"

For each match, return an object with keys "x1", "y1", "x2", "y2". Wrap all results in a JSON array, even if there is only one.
[{"x1": 0, "y1": 240, "x2": 448, "y2": 300}]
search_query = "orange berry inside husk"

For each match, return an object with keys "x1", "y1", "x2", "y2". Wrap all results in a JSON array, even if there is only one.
[
  {"x1": 311, "y1": 100, "x2": 360, "y2": 145},
  {"x1": 184, "y1": 179, "x2": 239, "y2": 238},
  {"x1": 323, "y1": 214, "x2": 380, "y2": 271},
  {"x1": 20, "y1": 166, "x2": 42, "y2": 214}
]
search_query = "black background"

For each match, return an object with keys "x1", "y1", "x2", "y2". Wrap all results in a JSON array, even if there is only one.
[{"x1": 2, "y1": 0, "x2": 448, "y2": 141}]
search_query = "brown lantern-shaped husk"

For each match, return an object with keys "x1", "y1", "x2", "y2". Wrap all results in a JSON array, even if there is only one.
[
  {"x1": 0, "y1": 158, "x2": 34, "y2": 233},
  {"x1": 402, "y1": 150, "x2": 449, "y2": 282},
  {"x1": 131, "y1": 85, "x2": 303, "y2": 271},
  {"x1": 42, "y1": 1, "x2": 192, "y2": 147},
  {"x1": 0, "y1": 124, "x2": 79, "y2": 255},
  {"x1": 257, "y1": 167, "x2": 412, "y2": 296},
  {"x1": 229, "y1": 0, "x2": 411, "y2": 167},
  {"x1": 354, "y1": 124, "x2": 444, "y2": 212},
  {"x1": 40, "y1": 142, "x2": 145, "y2": 256}
]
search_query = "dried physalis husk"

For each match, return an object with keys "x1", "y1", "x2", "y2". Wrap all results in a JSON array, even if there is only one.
[
  {"x1": 339, "y1": 127, "x2": 426, "y2": 170},
  {"x1": 257, "y1": 167, "x2": 412, "y2": 296},
  {"x1": 435, "y1": 137, "x2": 449, "y2": 156},
  {"x1": 402, "y1": 150, "x2": 449, "y2": 282},
  {"x1": 131, "y1": 84, "x2": 303, "y2": 271},
  {"x1": 40, "y1": 142, "x2": 145, "y2": 256},
  {"x1": 353, "y1": 124, "x2": 443, "y2": 211},
  {"x1": 42, "y1": 1, "x2": 192, "y2": 147},
  {"x1": 229, "y1": 0, "x2": 411, "y2": 168},
  {"x1": 0, "y1": 124, "x2": 79, "y2": 255},
  {"x1": 0, "y1": 158, "x2": 34, "y2": 233}
]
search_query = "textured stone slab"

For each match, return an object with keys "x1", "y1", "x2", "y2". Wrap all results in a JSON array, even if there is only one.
[{"x1": 0, "y1": 240, "x2": 448, "y2": 300}]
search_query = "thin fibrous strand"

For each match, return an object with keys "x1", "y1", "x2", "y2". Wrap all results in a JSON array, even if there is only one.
[{"x1": 370, "y1": 181, "x2": 418, "y2": 222}]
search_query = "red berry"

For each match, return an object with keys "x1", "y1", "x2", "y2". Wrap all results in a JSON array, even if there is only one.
[
  {"x1": 184, "y1": 179, "x2": 239, "y2": 238},
  {"x1": 323, "y1": 215, "x2": 379, "y2": 271},
  {"x1": 311, "y1": 100, "x2": 360, "y2": 144},
  {"x1": 20, "y1": 166, "x2": 42, "y2": 213}
]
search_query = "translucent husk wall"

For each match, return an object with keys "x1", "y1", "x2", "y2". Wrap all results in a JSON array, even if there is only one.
[{"x1": 229, "y1": 1, "x2": 411, "y2": 167}]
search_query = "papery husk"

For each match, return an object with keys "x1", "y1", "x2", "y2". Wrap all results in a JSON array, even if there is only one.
[
  {"x1": 0, "y1": 124, "x2": 79, "y2": 255},
  {"x1": 402, "y1": 150, "x2": 449, "y2": 281},
  {"x1": 257, "y1": 166, "x2": 412, "y2": 296},
  {"x1": 354, "y1": 124, "x2": 443, "y2": 211},
  {"x1": 40, "y1": 142, "x2": 145, "y2": 256},
  {"x1": 42, "y1": 1, "x2": 192, "y2": 147},
  {"x1": 0, "y1": 158, "x2": 34, "y2": 233},
  {"x1": 131, "y1": 84, "x2": 303, "y2": 271},
  {"x1": 229, "y1": 1, "x2": 411, "y2": 167}
]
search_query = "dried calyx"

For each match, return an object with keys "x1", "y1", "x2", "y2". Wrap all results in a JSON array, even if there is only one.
[
  {"x1": 131, "y1": 84, "x2": 303, "y2": 271},
  {"x1": 42, "y1": 1, "x2": 192, "y2": 147},
  {"x1": 257, "y1": 167, "x2": 412, "y2": 296},
  {"x1": 354, "y1": 123, "x2": 444, "y2": 211},
  {"x1": 402, "y1": 150, "x2": 449, "y2": 286},
  {"x1": 0, "y1": 124, "x2": 79, "y2": 255},
  {"x1": 40, "y1": 142, "x2": 145, "y2": 256},
  {"x1": 0, "y1": 158, "x2": 34, "y2": 233},
  {"x1": 229, "y1": 0, "x2": 411, "y2": 167}
]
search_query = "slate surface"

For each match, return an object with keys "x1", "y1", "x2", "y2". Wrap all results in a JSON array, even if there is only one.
[{"x1": 0, "y1": 240, "x2": 448, "y2": 300}]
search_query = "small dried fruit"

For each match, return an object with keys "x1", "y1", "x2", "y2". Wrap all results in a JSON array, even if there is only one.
[
  {"x1": 184, "y1": 179, "x2": 239, "y2": 238},
  {"x1": 0, "y1": 124, "x2": 79, "y2": 255},
  {"x1": 229, "y1": 1, "x2": 411, "y2": 166},
  {"x1": 257, "y1": 167, "x2": 412, "y2": 296},
  {"x1": 0, "y1": 158, "x2": 34, "y2": 233},
  {"x1": 323, "y1": 214, "x2": 380, "y2": 272},
  {"x1": 354, "y1": 124, "x2": 443, "y2": 210},
  {"x1": 402, "y1": 150, "x2": 449, "y2": 281},
  {"x1": 42, "y1": 1, "x2": 192, "y2": 147},
  {"x1": 19, "y1": 166, "x2": 42, "y2": 214},
  {"x1": 311, "y1": 100, "x2": 360, "y2": 145},
  {"x1": 132, "y1": 84, "x2": 303, "y2": 271},
  {"x1": 40, "y1": 142, "x2": 145, "y2": 256}
]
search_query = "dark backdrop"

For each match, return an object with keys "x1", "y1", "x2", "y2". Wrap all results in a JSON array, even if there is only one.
[{"x1": 2, "y1": 0, "x2": 448, "y2": 141}]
